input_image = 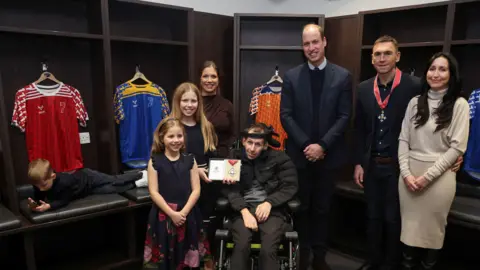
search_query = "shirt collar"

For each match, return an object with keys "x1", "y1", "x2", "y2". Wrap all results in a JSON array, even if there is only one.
[
  {"x1": 376, "y1": 76, "x2": 394, "y2": 88},
  {"x1": 308, "y1": 58, "x2": 327, "y2": 70}
]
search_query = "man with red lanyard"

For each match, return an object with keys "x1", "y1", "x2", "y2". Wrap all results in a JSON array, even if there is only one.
[{"x1": 353, "y1": 35, "x2": 462, "y2": 270}]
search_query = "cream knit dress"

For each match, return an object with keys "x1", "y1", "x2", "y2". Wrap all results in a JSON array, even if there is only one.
[{"x1": 398, "y1": 89, "x2": 470, "y2": 249}]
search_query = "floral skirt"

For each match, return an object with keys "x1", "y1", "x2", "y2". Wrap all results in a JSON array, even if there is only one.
[
  {"x1": 198, "y1": 224, "x2": 212, "y2": 264},
  {"x1": 143, "y1": 203, "x2": 201, "y2": 269}
]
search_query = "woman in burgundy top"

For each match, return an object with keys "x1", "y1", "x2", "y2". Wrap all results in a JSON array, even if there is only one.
[{"x1": 200, "y1": 61, "x2": 236, "y2": 158}]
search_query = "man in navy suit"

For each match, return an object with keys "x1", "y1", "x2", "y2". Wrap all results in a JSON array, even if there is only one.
[{"x1": 280, "y1": 24, "x2": 353, "y2": 270}]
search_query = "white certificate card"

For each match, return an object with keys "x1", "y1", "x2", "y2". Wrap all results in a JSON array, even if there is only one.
[{"x1": 208, "y1": 159, "x2": 226, "y2": 181}]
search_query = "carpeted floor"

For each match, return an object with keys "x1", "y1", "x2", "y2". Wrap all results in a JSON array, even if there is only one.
[
  {"x1": 325, "y1": 250, "x2": 363, "y2": 270},
  {"x1": 111, "y1": 249, "x2": 475, "y2": 270},
  {"x1": 112, "y1": 250, "x2": 363, "y2": 270}
]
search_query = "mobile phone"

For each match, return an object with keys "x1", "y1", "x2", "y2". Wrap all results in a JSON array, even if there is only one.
[{"x1": 28, "y1": 200, "x2": 38, "y2": 208}]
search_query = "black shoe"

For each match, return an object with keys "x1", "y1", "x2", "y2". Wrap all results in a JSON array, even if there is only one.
[
  {"x1": 400, "y1": 245, "x2": 421, "y2": 270},
  {"x1": 418, "y1": 249, "x2": 439, "y2": 270},
  {"x1": 357, "y1": 263, "x2": 380, "y2": 270}
]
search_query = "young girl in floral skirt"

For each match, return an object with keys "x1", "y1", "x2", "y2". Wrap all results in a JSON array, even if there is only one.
[{"x1": 143, "y1": 117, "x2": 201, "y2": 269}]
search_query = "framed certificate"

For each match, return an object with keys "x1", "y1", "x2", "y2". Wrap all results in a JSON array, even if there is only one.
[{"x1": 208, "y1": 159, "x2": 242, "y2": 181}]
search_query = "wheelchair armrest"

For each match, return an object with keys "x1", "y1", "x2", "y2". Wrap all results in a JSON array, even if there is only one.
[
  {"x1": 216, "y1": 197, "x2": 230, "y2": 211},
  {"x1": 215, "y1": 229, "x2": 231, "y2": 240},
  {"x1": 285, "y1": 231, "x2": 298, "y2": 241},
  {"x1": 287, "y1": 199, "x2": 300, "y2": 213}
]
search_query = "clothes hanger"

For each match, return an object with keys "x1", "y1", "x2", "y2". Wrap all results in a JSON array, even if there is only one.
[
  {"x1": 262, "y1": 66, "x2": 283, "y2": 94},
  {"x1": 128, "y1": 64, "x2": 151, "y2": 84},
  {"x1": 265, "y1": 66, "x2": 283, "y2": 85},
  {"x1": 34, "y1": 62, "x2": 62, "y2": 85}
]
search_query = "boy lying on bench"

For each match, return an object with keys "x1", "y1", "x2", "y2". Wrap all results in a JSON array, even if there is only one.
[{"x1": 27, "y1": 158, "x2": 143, "y2": 212}]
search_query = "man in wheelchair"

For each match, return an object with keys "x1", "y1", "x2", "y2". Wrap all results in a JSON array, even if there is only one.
[{"x1": 221, "y1": 123, "x2": 298, "y2": 270}]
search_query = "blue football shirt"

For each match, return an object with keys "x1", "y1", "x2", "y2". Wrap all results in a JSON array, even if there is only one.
[
  {"x1": 114, "y1": 82, "x2": 170, "y2": 168},
  {"x1": 465, "y1": 89, "x2": 480, "y2": 181}
]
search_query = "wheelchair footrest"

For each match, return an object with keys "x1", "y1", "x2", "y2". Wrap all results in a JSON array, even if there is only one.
[
  {"x1": 284, "y1": 231, "x2": 298, "y2": 241},
  {"x1": 215, "y1": 229, "x2": 231, "y2": 240}
]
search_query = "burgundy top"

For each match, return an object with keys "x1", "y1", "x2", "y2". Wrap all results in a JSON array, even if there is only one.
[{"x1": 203, "y1": 94, "x2": 236, "y2": 158}]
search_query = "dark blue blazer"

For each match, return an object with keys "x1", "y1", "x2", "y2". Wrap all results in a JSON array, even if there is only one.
[
  {"x1": 354, "y1": 73, "x2": 421, "y2": 171},
  {"x1": 280, "y1": 61, "x2": 353, "y2": 169}
]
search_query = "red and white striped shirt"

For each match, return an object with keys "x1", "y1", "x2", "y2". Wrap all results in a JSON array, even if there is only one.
[{"x1": 11, "y1": 83, "x2": 89, "y2": 172}]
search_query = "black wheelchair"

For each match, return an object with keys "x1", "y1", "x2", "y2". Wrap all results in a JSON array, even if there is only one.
[{"x1": 214, "y1": 197, "x2": 300, "y2": 270}]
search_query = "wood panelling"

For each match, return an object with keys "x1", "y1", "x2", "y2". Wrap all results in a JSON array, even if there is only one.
[
  {"x1": 325, "y1": 15, "x2": 360, "y2": 77},
  {"x1": 194, "y1": 11, "x2": 234, "y2": 102}
]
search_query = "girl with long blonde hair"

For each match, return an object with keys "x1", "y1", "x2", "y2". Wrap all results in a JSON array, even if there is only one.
[
  {"x1": 171, "y1": 82, "x2": 218, "y2": 268},
  {"x1": 171, "y1": 82, "x2": 217, "y2": 156}
]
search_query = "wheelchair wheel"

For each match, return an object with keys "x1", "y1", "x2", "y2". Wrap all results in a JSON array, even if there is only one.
[
  {"x1": 215, "y1": 236, "x2": 231, "y2": 270},
  {"x1": 216, "y1": 257, "x2": 231, "y2": 270},
  {"x1": 279, "y1": 241, "x2": 299, "y2": 270},
  {"x1": 292, "y1": 243, "x2": 300, "y2": 270}
]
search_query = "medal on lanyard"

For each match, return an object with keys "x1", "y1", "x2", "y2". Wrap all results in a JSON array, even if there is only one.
[
  {"x1": 374, "y1": 68, "x2": 402, "y2": 122},
  {"x1": 228, "y1": 159, "x2": 238, "y2": 176}
]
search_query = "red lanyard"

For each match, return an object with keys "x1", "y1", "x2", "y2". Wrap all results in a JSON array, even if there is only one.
[{"x1": 373, "y1": 68, "x2": 402, "y2": 109}]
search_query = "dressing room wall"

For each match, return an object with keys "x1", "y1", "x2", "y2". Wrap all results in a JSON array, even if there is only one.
[{"x1": 146, "y1": 0, "x2": 446, "y2": 16}]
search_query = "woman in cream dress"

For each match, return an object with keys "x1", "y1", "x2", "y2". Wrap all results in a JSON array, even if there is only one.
[{"x1": 398, "y1": 52, "x2": 470, "y2": 270}]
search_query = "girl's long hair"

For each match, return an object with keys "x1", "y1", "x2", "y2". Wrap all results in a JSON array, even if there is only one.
[
  {"x1": 170, "y1": 82, "x2": 217, "y2": 152},
  {"x1": 413, "y1": 52, "x2": 465, "y2": 132},
  {"x1": 151, "y1": 117, "x2": 186, "y2": 154}
]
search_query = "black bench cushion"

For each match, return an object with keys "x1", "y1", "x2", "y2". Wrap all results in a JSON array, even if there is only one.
[
  {"x1": 17, "y1": 184, "x2": 35, "y2": 200},
  {"x1": 17, "y1": 185, "x2": 129, "y2": 224},
  {"x1": 0, "y1": 204, "x2": 21, "y2": 231},
  {"x1": 335, "y1": 180, "x2": 365, "y2": 200},
  {"x1": 449, "y1": 196, "x2": 480, "y2": 227},
  {"x1": 456, "y1": 182, "x2": 480, "y2": 199},
  {"x1": 334, "y1": 181, "x2": 480, "y2": 227},
  {"x1": 122, "y1": 188, "x2": 151, "y2": 203}
]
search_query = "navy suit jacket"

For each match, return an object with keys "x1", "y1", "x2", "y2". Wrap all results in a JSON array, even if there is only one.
[
  {"x1": 354, "y1": 73, "x2": 421, "y2": 171},
  {"x1": 280, "y1": 61, "x2": 353, "y2": 169}
]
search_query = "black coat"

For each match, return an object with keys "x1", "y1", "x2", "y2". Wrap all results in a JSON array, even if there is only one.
[
  {"x1": 280, "y1": 62, "x2": 353, "y2": 169},
  {"x1": 354, "y1": 73, "x2": 421, "y2": 170},
  {"x1": 224, "y1": 148, "x2": 298, "y2": 214}
]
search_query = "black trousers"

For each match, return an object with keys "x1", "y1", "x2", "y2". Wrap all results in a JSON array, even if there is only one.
[
  {"x1": 82, "y1": 168, "x2": 139, "y2": 194},
  {"x1": 364, "y1": 161, "x2": 401, "y2": 267},
  {"x1": 295, "y1": 164, "x2": 336, "y2": 268},
  {"x1": 231, "y1": 215, "x2": 286, "y2": 270}
]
